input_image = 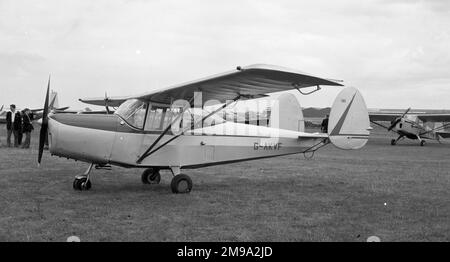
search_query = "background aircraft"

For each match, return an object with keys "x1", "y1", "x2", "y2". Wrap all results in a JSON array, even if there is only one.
[
  {"x1": 37, "y1": 64, "x2": 371, "y2": 194},
  {"x1": 369, "y1": 108, "x2": 450, "y2": 146},
  {"x1": 0, "y1": 91, "x2": 69, "y2": 124}
]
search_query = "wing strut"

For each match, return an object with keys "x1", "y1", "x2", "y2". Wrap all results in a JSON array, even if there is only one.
[
  {"x1": 136, "y1": 94, "x2": 241, "y2": 164},
  {"x1": 370, "y1": 120, "x2": 392, "y2": 130},
  {"x1": 136, "y1": 95, "x2": 196, "y2": 164},
  {"x1": 419, "y1": 122, "x2": 450, "y2": 136},
  {"x1": 295, "y1": 84, "x2": 321, "y2": 95}
]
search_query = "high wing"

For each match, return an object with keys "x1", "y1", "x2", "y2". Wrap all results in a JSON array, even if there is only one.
[
  {"x1": 369, "y1": 113, "x2": 401, "y2": 122},
  {"x1": 79, "y1": 96, "x2": 129, "y2": 107},
  {"x1": 79, "y1": 64, "x2": 343, "y2": 106},
  {"x1": 416, "y1": 114, "x2": 450, "y2": 122}
]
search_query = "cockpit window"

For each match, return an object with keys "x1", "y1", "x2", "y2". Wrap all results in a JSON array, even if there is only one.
[
  {"x1": 115, "y1": 99, "x2": 147, "y2": 129},
  {"x1": 144, "y1": 105, "x2": 226, "y2": 132}
]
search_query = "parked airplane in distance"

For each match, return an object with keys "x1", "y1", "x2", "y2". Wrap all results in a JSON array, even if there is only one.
[
  {"x1": 0, "y1": 91, "x2": 68, "y2": 124},
  {"x1": 369, "y1": 108, "x2": 450, "y2": 146}
]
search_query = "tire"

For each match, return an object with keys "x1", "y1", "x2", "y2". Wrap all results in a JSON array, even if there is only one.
[
  {"x1": 73, "y1": 177, "x2": 91, "y2": 191},
  {"x1": 390, "y1": 139, "x2": 396, "y2": 146},
  {"x1": 420, "y1": 140, "x2": 425, "y2": 146},
  {"x1": 171, "y1": 174, "x2": 193, "y2": 194},
  {"x1": 81, "y1": 179, "x2": 92, "y2": 190},
  {"x1": 141, "y1": 168, "x2": 161, "y2": 184},
  {"x1": 73, "y1": 179, "x2": 81, "y2": 190}
]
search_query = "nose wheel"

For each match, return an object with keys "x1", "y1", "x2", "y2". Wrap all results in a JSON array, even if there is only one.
[{"x1": 420, "y1": 140, "x2": 426, "y2": 146}]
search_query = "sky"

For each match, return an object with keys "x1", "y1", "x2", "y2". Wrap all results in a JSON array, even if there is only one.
[{"x1": 0, "y1": 0, "x2": 449, "y2": 111}]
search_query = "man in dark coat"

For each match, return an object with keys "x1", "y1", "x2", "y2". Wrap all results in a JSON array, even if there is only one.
[
  {"x1": 321, "y1": 114, "x2": 329, "y2": 133},
  {"x1": 21, "y1": 108, "x2": 34, "y2": 148},
  {"x1": 6, "y1": 104, "x2": 22, "y2": 147}
]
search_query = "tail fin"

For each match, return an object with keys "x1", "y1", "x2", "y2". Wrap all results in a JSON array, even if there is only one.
[
  {"x1": 49, "y1": 90, "x2": 59, "y2": 109},
  {"x1": 328, "y1": 87, "x2": 370, "y2": 149}
]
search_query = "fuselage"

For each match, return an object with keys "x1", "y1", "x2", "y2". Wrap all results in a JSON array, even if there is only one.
[
  {"x1": 47, "y1": 113, "x2": 322, "y2": 169},
  {"x1": 392, "y1": 115, "x2": 434, "y2": 140}
]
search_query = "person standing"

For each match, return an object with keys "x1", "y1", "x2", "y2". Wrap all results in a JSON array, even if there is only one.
[
  {"x1": 6, "y1": 104, "x2": 22, "y2": 147},
  {"x1": 21, "y1": 108, "x2": 34, "y2": 148},
  {"x1": 17, "y1": 110, "x2": 23, "y2": 146},
  {"x1": 321, "y1": 114, "x2": 329, "y2": 133}
]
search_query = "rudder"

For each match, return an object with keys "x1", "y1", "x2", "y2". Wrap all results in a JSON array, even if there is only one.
[{"x1": 328, "y1": 87, "x2": 370, "y2": 149}]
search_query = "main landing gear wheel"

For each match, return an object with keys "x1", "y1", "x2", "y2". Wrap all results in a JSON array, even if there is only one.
[
  {"x1": 171, "y1": 174, "x2": 193, "y2": 194},
  {"x1": 391, "y1": 139, "x2": 396, "y2": 146},
  {"x1": 420, "y1": 140, "x2": 426, "y2": 146},
  {"x1": 141, "y1": 168, "x2": 161, "y2": 184},
  {"x1": 73, "y1": 177, "x2": 91, "y2": 191}
]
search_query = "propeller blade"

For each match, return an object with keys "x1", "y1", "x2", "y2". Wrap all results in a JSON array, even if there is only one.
[
  {"x1": 104, "y1": 92, "x2": 111, "y2": 114},
  {"x1": 0, "y1": 105, "x2": 3, "y2": 111},
  {"x1": 387, "y1": 118, "x2": 400, "y2": 131},
  {"x1": 38, "y1": 76, "x2": 51, "y2": 166},
  {"x1": 400, "y1": 107, "x2": 411, "y2": 119},
  {"x1": 387, "y1": 108, "x2": 410, "y2": 131}
]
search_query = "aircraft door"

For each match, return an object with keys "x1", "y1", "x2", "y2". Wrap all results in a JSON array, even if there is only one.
[{"x1": 109, "y1": 100, "x2": 147, "y2": 164}]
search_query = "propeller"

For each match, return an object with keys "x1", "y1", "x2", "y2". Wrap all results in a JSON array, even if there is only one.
[
  {"x1": 104, "y1": 92, "x2": 111, "y2": 114},
  {"x1": 38, "y1": 76, "x2": 51, "y2": 166},
  {"x1": 387, "y1": 107, "x2": 411, "y2": 131},
  {"x1": 0, "y1": 105, "x2": 3, "y2": 111}
]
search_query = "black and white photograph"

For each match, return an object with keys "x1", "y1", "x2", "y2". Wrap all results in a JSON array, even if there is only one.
[{"x1": 0, "y1": 0, "x2": 449, "y2": 248}]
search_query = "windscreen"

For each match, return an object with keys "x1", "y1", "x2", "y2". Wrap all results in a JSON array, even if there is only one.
[{"x1": 115, "y1": 99, "x2": 147, "y2": 129}]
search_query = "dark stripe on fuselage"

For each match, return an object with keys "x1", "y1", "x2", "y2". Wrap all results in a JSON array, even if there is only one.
[
  {"x1": 51, "y1": 113, "x2": 118, "y2": 131},
  {"x1": 50, "y1": 113, "x2": 144, "y2": 133}
]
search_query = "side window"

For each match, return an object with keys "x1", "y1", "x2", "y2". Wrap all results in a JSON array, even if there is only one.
[
  {"x1": 163, "y1": 108, "x2": 181, "y2": 129},
  {"x1": 145, "y1": 108, "x2": 164, "y2": 130}
]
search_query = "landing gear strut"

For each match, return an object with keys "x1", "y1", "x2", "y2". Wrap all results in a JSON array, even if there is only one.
[
  {"x1": 73, "y1": 163, "x2": 94, "y2": 191},
  {"x1": 141, "y1": 168, "x2": 161, "y2": 184},
  {"x1": 391, "y1": 135, "x2": 403, "y2": 146}
]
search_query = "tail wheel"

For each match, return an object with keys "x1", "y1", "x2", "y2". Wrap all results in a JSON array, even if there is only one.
[
  {"x1": 171, "y1": 174, "x2": 193, "y2": 194},
  {"x1": 391, "y1": 139, "x2": 396, "y2": 146},
  {"x1": 141, "y1": 168, "x2": 161, "y2": 184},
  {"x1": 420, "y1": 140, "x2": 425, "y2": 146}
]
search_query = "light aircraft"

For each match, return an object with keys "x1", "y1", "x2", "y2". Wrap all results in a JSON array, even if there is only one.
[
  {"x1": 369, "y1": 108, "x2": 450, "y2": 146},
  {"x1": 37, "y1": 64, "x2": 371, "y2": 194}
]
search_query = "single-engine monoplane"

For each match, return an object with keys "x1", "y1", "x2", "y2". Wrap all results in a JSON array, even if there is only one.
[
  {"x1": 38, "y1": 64, "x2": 371, "y2": 193},
  {"x1": 370, "y1": 108, "x2": 450, "y2": 146}
]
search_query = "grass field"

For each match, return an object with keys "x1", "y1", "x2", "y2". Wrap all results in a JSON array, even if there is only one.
[{"x1": 0, "y1": 127, "x2": 449, "y2": 242}]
